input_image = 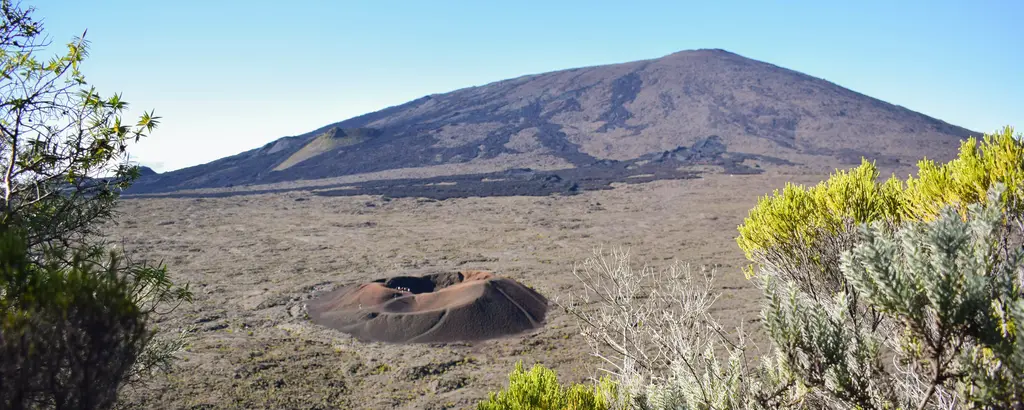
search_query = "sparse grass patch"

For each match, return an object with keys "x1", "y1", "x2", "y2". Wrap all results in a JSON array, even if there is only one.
[{"x1": 372, "y1": 363, "x2": 393, "y2": 375}]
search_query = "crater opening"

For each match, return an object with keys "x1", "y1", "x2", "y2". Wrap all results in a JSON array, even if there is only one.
[
  {"x1": 306, "y1": 270, "x2": 548, "y2": 344},
  {"x1": 373, "y1": 271, "x2": 466, "y2": 294}
]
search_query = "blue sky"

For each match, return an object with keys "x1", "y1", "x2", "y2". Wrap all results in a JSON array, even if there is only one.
[{"x1": 33, "y1": 0, "x2": 1022, "y2": 172}]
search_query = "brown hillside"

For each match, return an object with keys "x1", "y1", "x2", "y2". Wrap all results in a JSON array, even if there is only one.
[{"x1": 129, "y1": 49, "x2": 978, "y2": 194}]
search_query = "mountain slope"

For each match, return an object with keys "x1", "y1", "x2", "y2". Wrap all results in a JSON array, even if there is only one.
[{"x1": 129, "y1": 49, "x2": 979, "y2": 194}]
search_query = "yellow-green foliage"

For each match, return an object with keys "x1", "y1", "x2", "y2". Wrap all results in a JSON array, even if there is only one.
[
  {"x1": 737, "y1": 126, "x2": 1023, "y2": 262},
  {"x1": 736, "y1": 159, "x2": 906, "y2": 260},
  {"x1": 906, "y1": 126, "x2": 1024, "y2": 219},
  {"x1": 478, "y1": 361, "x2": 618, "y2": 410}
]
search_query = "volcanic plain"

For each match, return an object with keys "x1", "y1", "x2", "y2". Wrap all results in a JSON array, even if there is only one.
[{"x1": 109, "y1": 162, "x2": 921, "y2": 409}]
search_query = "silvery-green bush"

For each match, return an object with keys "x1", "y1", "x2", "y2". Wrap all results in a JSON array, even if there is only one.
[
  {"x1": 559, "y1": 184, "x2": 1023, "y2": 410},
  {"x1": 758, "y1": 185, "x2": 1023, "y2": 409}
]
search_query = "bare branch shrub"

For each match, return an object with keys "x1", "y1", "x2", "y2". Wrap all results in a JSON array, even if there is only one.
[
  {"x1": 560, "y1": 186, "x2": 1023, "y2": 410},
  {"x1": 558, "y1": 248, "x2": 773, "y2": 409}
]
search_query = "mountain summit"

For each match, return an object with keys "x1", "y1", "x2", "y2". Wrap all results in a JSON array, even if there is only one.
[{"x1": 130, "y1": 49, "x2": 977, "y2": 194}]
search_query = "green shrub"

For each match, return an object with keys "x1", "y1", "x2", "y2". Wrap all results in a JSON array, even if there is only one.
[
  {"x1": 0, "y1": 2, "x2": 191, "y2": 408},
  {"x1": 735, "y1": 159, "x2": 907, "y2": 296},
  {"x1": 565, "y1": 126, "x2": 1024, "y2": 409},
  {"x1": 906, "y1": 126, "x2": 1024, "y2": 220},
  {"x1": 736, "y1": 159, "x2": 907, "y2": 259},
  {"x1": 758, "y1": 185, "x2": 1024, "y2": 409},
  {"x1": 739, "y1": 127, "x2": 1023, "y2": 258},
  {"x1": 478, "y1": 361, "x2": 618, "y2": 410},
  {"x1": 0, "y1": 229, "x2": 154, "y2": 409},
  {"x1": 566, "y1": 185, "x2": 1023, "y2": 410},
  {"x1": 737, "y1": 126, "x2": 1023, "y2": 298}
]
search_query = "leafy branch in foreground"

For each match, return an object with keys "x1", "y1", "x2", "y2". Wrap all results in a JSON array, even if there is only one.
[{"x1": 0, "y1": 1, "x2": 191, "y2": 409}]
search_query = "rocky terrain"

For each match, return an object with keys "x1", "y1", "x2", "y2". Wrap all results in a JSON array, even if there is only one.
[{"x1": 114, "y1": 169, "x2": 864, "y2": 409}]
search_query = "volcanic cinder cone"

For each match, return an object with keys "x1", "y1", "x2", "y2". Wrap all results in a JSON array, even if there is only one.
[{"x1": 306, "y1": 270, "x2": 548, "y2": 343}]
